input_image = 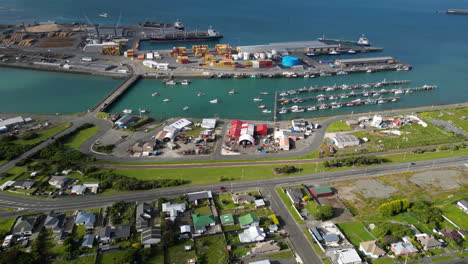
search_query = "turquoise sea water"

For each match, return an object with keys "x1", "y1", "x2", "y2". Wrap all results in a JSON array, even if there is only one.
[
  {"x1": 0, "y1": 0, "x2": 467, "y2": 119},
  {"x1": 0, "y1": 68, "x2": 118, "y2": 114}
]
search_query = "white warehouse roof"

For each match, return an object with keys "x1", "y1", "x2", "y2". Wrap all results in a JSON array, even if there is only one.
[
  {"x1": 332, "y1": 135, "x2": 359, "y2": 144},
  {"x1": 201, "y1": 118, "x2": 217, "y2": 129}
]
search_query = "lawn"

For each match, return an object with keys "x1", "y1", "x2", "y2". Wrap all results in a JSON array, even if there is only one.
[
  {"x1": 96, "y1": 112, "x2": 110, "y2": 119},
  {"x1": 0, "y1": 218, "x2": 16, "y2": 233},
  {"x1": 326, "y1": 121, "x2": 352, "y2": 132},
  {"x1": 15, "y1": 122, "x2": 72, "y2": 146},
  {"x1": 231, "y1": 244, "x2": 250, "y2": 258},
  {"x1": 64, "y1": 125, "x2": 99, "y2": 150},
  {"x1": 56, "y1": 254, "x2": 97, "y2": 264},
  {"x1": 266, "y1": 249, "x2": 295, "y2": 259},
  {"x1": 195, "y1": 234, "x2": 229, "y2": 264},
  {"x1": 431, "y1": 256, "x2": 452, "y2": 262},
  {"x1": 440, "y1": 204, "x2": 468, "y2": 230},
  {"x1": 225, "y1": 230, "x2": 241, "y2": 245},
  {"x1": 99, "y1": 250, "x2": 129, "y2": 264},
  {"x1": 336, "y1": 222, "x2": 375, "y2": 247},
  {"x1": 193, "y1": 206, "x2": 212, "y2": 215},
  {"x1": 371, "y1": 258, "x2": 396, "y2": 264},
  {"x1": 275, "y1": 188, "x2": 304, "y2": 224},
  {"x1": 419, "y1": 107, "x2": 468, "y2": 133},
  {"x1": 167, "y1": 240, "x2": 196, "y2": 264}
]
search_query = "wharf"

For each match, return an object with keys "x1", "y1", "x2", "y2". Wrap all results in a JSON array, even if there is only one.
[
  {"x1": 278, "y1": 85, "x2": 437, "y2": 104},
  {"x1": 92, "y1": 74, "x2": 141, "y2": 113}
]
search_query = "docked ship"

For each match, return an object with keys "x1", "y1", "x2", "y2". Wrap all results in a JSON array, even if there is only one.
[
  {"x1": 139, "y1": 19, "x2": 185, "y2": 30},
  {"x1": 147, "y1": 26, "x2": 223, "y2": 43},
  {"x1": 318, "y1": 34, "x2": 371, "y2": 46}
]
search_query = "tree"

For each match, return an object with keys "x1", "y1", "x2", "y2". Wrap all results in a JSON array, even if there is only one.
[
  {"x1": 315, "y1": 205, "x2": 334, "y2": 220},
  {"x1": 270, "y1": 214, "x2": 280, "y2": 225},
  {"x1": 377, "y1": 199, "x2": 410, "y2": 216},
  {"x1": 410, "y1": 200, "x2": 443, "y2": 228}
]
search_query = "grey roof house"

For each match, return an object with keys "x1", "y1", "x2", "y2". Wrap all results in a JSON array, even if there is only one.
[
  {"x1": 99, "y1": 225, "x2": 131, "y2": 242},
  {"x1": 81, "y1": 234, "x2": 94, "y2": 248},
  {"x1": 44, "y1": 212, "x2": 65, "y2": 232},
  {"x1": 136, "y1": 202, "x2": 153, "y2": 232},
  {"x1": 141, "y1": 226, "x2": 161, "y2": 246},
  {"x1": 75, "y1": 211, "x2": 96, "y2": 227},
  {"x1": 286, "y1": 188, "x2": 303, "y2": 204},
  {"x1": 13, "y1": 216, "x2": 38, "y2": 236}
]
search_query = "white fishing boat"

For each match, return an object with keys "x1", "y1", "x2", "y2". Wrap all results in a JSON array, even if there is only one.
[
  {"x1": 279, "y1": 108, "x2": 288, "y2": 114},
  {"x1": 253, "y1": 97, "x2": 263, "y2": 102},
  {"x1": 197, "y1": 92, "x2": 204, "y2": 97},
  {"x1": 257, "y1": 105, "x2": 266, "y2": 109},
  {"x1": 165, "y1": 80, "x2": 177, "y2": 85},
  {"x1": 122, "y1": 109, "x2": 132, "y2": 114},
  {"x1": 210, "y1": 99, "x2": 218, "y2": 104},
  {"x1": 307, "y1": 106, "x2": 317, "y2": 111},
  {"x1": 262, "y1": 109, "x2": 272, "y2": 113},
  {"x1": 336, "y1": 70, "x2": 348, "y2": 75},
  {"x1": 329, "y1": 50, "x2": 340, "y2": 55},
  {"x1": 163, "y1": 98, "x2": 170, "y2": 102},
  {"x1": 140, "y1": 109, "x2": 148, "y2": 113},
  {"x1": 259, "y1": 92, "x2": 269, "y2": 95},
  {"x1": 181, "y1": 80, "x2": 190, "y2": 85},
  {"x1": 99, "y1": 13, "x2": 108, "y2": 18},
  {"x1": 183, "y1": 106, "x2": 190, "y2": 111},
  {"x1": 279, "y1": 92, "x2": 288, "y2": 97},
  {"x1": 229, "y1": 90, "x2": 237, "y2": 94},
  {"x1": 151, "y1": 92, "x2": 160, "y2": 96},
  {"x1": 347, "y1": 49, "x2": 356, "y2": 54}
]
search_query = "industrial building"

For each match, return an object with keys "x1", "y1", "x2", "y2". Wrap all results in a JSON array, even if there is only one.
[
  {"x1": 237, "y1": 40, "x2": 338, "y2": 54},
  {"x1": 334, "y1": 56, "x2": 396, "y2": 67},
  {"x1": 115, "y1": 115, "x2": 140, "y2": 129},
  {"x1": 330, "y1": 135, "x2": 360, "y2": 148}
]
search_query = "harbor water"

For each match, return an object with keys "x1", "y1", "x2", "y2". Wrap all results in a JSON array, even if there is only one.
[{"x1": 1, "y1": 0, "x2": 468, "y2": 118}]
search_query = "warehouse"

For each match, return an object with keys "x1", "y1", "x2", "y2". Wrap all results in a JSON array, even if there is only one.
[
  {"x1": 201, "y1": 118, "x2": 217, "y2": 129},
  {"x1": 237, "y1": 40, "x2": 337, "y2": 54},
  {"x1": 0, "y1": 116, "x2": 32, "y2": 129},
  {"x1": 115, "y1": 115, "x2": 140, "y2": 129},
  {"x1": 330, "y1": 135, "x2": 360, "y2": 148},
  {"x1": 163, "y1": 118, "x2": 192, "y2": 133},
  {"x1": 310, "y1": 186, "x2": 334, "y2": 198},
  {"x1": 334, "y1": 57, "x2": 396, "y2": 67}
]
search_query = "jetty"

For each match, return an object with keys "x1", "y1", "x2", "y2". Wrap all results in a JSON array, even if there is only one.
[{"x1": 91, "y1": 74, "x2": 141, "y2": 113}]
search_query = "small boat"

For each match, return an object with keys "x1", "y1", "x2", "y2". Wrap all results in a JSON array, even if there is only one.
[
  {"x1": 306, "y1": 52, "x2": 316, "y2": 57},
  {"x1": 257, "y1": 105, "x2": 266, "y2": 109},
  {"x1": 340, "y1": 95, "x2": 349, "y2": 99},
  {"x1": 288, "y1": 90, "x2": 297, "y2": 95},
  {"x1": 366, "y1": 69, "x2": 373, "y2": 73},
  {"x1": 325, "y1": 87, "x2": 335, "y2": 91},
  {"x1": 363, "y1": 92, "x2": 370, "y2": 97},
  {"x1": 262, "y1": 109, "x2": 272, "y2": 113},
  {"x1": 331, "y1": 104, "x2": 343, "y2": 109},
  {"x1": 391, "y1": 98, "x2": 399, "y2": 102},
  {"x1": 347, "y1": 49, "x2": 357, "y2": 54},
  {"x1": 310, "y1": 75, "x2": 316, "y2": 78},
  {"x1": 329, "y1": 50, "x2": 340, "y2": 55},
  {"x1": 152, "y1": 92, "x2": 160, "y2": 96},
  {"x1": 329, "y1": 95, "x2": 337, "y2": 100},
  {"x1": 163, "y1": 98, "x2": 170, "y2": 102},
  {"x1": 99, "y1": 13, "x2": 108, "y2": 18},
  {"x1": 374, "y1": 82, "x2": 382, "y2": 88},
  {"x1": 320, "y1": 72, "x2": 332, "y2": 77},
  {"x1": 250, "y1": 74, "x2": 257, "y2": 79},
  {"x1": 352, "y1": 85, "x2": 360, "y2": 89},
  {"x1": 279, "y1": 92, "x2": 288, "y2": 97},
  {"x1": 307, "y1": 106, "x2": 317, "y2": 111},
  {"x1": 183, "y1": 106, "x2": 190, "y2": 111},
  {"x1": 378, "y1": 99, "x2": 387, "y2": 104},
  {"x1": 279, "y1": 108, "x2": 288, "y2": 114},
  {"x1": 341, "y1": 85, "x2": 349, "y2": 89},
  {"x1": 259, "y1": 92, "x2": 269, "y2": 95},
  {"x1": 197, "y1": 92, "x2": 204, "y2": 96},
  {"x1": 336, "y1": 70, "x2": 348, "y2": 75},
  {"x1": 372, "y1": 92, "x2": 380, "y2": 97},
  {"x1": 181, "y1": 80, "x2": 190, "y2": 85},
  {"x1": 140, "y1": 109, "x2": 148, "y2": 113},
  {"x1": 394, "y1": 89, "x2": 404, "y2": 94},
  {"x1": 405, "y1": 89, "x2": 413, "y2": 94},
  {"x1": 210, "y1": 99, "x2": 218, "y2": 104},
  {"x1": 362, "y1": 84, "x2": 371, "y2": 88},
  {"x1": 253, "y1": 97, "x2": 263, "y2": 102},
  {"x1": 365, "y1": 99, "x2": 377, "y2": 104},
  {"x1": 291, "y1": 108, "x2": 305, "y2": 113},
  {"x1": 122, "y1": 109, "x2": 132, "y2": 114},
  {"x1": 346, "y1": 102, "x2": 354, "y2": 107},
  {"x1": 304, "y1": 74, "x2": 310, "y2": 78},
  {"x1": 319, "y1": 104, "x2": 329, "y2": 110},
  {"x1": 165, "y1": 80, "x2": 177, "y2": 85},
  {"x1": 229, "y1": 90, "x2": 237, "y2": 94}
]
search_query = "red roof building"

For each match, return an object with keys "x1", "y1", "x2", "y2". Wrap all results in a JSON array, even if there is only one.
[
  {"x1": 310, "y1": 186, "x2": 333, "y2": 198},
  {"x1": 255, "y1": 124, "x2": 268, "y2": 135},
  {"x1": 228, "y1": 120, "x2": 243, "y2": 138}
]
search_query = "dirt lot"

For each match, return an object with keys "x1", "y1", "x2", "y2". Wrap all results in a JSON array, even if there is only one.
[
  {"x1": 36, "y1": 37, "x2": 75, "y2": 48},
  {"x1": 354, "y1": 179, "x2": 398, "y2": 199},
  {"x1": 318, "y1": 196, "x2": 354, "y2": 222},
  {"x1": 409, "y1": 170, "x2": 466, "y2": 189}
]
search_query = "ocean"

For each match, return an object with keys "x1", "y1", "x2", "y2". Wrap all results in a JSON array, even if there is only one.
[{"x1": 1, "y1": 0, "x2": 467, "y2": 119}]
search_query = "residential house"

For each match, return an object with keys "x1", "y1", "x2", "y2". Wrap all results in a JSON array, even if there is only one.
[
  {"x1": 390, "y1": 241, "x2": 418, "y2": 256},
  {"x1": 187, "y1": 191, "x2": 212, "y2": 205},
  {"x1": 12, "y1": 180, "x2": 35, "y2": 190},
  {"x1": 286, "y1": 188, "x2": 303, "y2": 204},
  {"x1": 336, "y1": 248, "x2": 362, "y2": 264},
  {"x1": 44, "y1": 212, "x2": 65, "y2": 233},
  {"x1": 310, "y1": 186, "x2": 334, "y2": 198},
  {"x1": 192, "y1": 214, "x2": 216, "y2": 234},
  {"x1": 456, "y1": 200, "x2": 468, "y2": 213},
  {"x1": 250, "y1": 241, "x2": 280, "y2": 255},
  {"x1": 254, "y1": 199, "x2": 266, "y2": 208},
  {"x1": 48, "y1": 176, "x2": 68, "y2": 188},
  {"x1": 239, "y1": 213, "x2": 259, "y2": 228},
  {"x1": 131, "y1": 141, "x2": 156, "y2": 153},
  {"x1": 232, "y1": 193, "x2": 255, "y2": 205},
  {"x1": 359, "y1": 240, "x2": 386, "y2": 258},
  {"x1": 136, "y1": 202, "x2": 153, "y2": 232},
  {"x1": 71, "y1": 185, "x2": 86, "y2": 195},
  {"x1": 323, "y1": 233, "x2": 340, "y2": 247},
  {"x1": 75, "y1": 211, "x2": 96, "y2": 227},
  {"x1": 99, "y1": 225, "x2": 131, "y2": 243},
  {"x1": 162, "y1": 202, "x2": 186, "y2": 221},
  {"x1": 268, "y1": 224, "x2": 278, "y2": 234},
  {"x1": 220, "y1": 214, "x2": 234, "y2": 226},
  {"x1": 141, "y1": 226, "x2": 161, "y2": 246},
  {"x1": 12, "y1": 216, "x2": 38, "y2": 236},
  {"x1": 83, "y1": 182, "x2": 100, "y2": 193},
  {"x1": 81, "y1": 234, "x2": 94, "y2": 248},
  {"x1": 415, "y1": 233, "x2": 443, "y2": 250},
  {"x1": 441, "y1": 229, "x2": 462, "y2": 243},
  {"x1": 239, "y1": 225, "x2": 266, "y2": 243}
]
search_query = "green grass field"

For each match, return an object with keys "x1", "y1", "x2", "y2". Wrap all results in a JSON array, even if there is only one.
[
  {"x1": 336, "y1": 222, "x2": 375, "y2": 247},
  {"x1": 419, "y1": 107, "x2": 468, "y2": 133},
  {"x1": 326, "y1": 121, "x2": 352, "y2": 132},
  {"x1": 167, "y1": 240, "x2": 196, "y2": 264},
  {"x1": 266, "y1": 249, "x2": 295, "y2": 259},
  {"x1": 431, "y1": 256, "x2": 452, "y2": 262},
  {"x1": 195, "y1": 234, "x2": 229, "y2": 264},
  {"x1": 194, "y1": 205, "x2": 212, "y2": 215},
  {"x1": 371, "y1": 258, "x2": 396, "y2": 264},
  {"x1": 15, "y1": 122, "x2": 72, "y2": 146},
  {"x1": 440, "y1": 204, "x2": 468, "y2": 230},
  {"x1": 65, "y1": 125, "x2": 99, "y2": 150},
  {"x1": 0, "y1": 218, "x2": 16, "y2": 234}
]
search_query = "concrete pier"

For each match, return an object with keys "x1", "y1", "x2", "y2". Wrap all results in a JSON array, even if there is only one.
[{"x1": 91, "y1": 74, "x2": 141, "y2": 113}]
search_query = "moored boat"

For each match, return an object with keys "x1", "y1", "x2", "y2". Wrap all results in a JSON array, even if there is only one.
[
  {"x1": 183, "y1": 106, "x2": 189, "y2": 111},
  {"x1": 163, "y1": 98, "x2": 170, "y2": 102},
  {"x1": 210, "y1": 99, "x2": 218, "y2": 104},
  {"x1": 123, "y1": 109, "x2": 132, "y2": 114},
  {"x1": 253, "y1": 97, "x2": 263, "y2": 102},
  {"x1": 181, "y1": 80, "x2": 190, "y2": 85}
]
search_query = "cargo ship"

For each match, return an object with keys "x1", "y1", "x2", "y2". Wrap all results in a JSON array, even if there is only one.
[
  {"x1": 147, "y1": 26, "x2": 223, "y2": 43},
  {"x1": 446, "y1": 9, "x2": 468, "y2": 15},
  {"x1": 139, "y1": 19, "x2": 185, "y2": 30},
  {"x1": 318, "y1": 34, "x2": 371, "y2": 46}
]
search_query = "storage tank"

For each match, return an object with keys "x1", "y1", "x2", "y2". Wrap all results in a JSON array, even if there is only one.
[
  {"x1": 266, "y1": 52, "x2": 272, "y2": 59},
  {"x1": 260, "y1": 53, "x2": 267, "y2": 59},
  {"x1": 272, "y1": 49, "x2": 278, "y2": 56},
  {"x1": 243, "y1": 52, "x2": 250, "y2": 60}
]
